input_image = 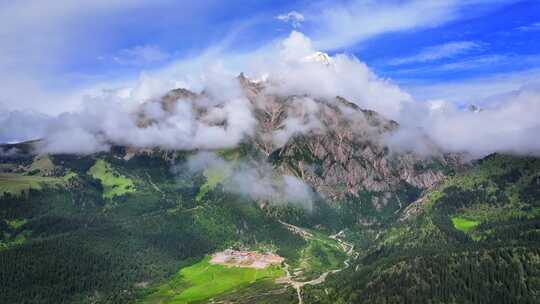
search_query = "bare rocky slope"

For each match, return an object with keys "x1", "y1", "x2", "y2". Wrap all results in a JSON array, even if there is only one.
[
  {"x1": 144, "y1": 75, "x2": 464, "y2": 223},
  {"x1": 2, "y1": 74, "x2": 464, "y2": 224}
]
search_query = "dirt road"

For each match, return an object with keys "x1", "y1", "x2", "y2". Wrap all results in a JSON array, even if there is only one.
[{"x1": 279, "y1": 223, "x2": 357, "y2": 304}]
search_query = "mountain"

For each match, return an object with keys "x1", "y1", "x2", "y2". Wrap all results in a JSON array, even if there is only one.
[
  {"x1": 306, "y1": 153, "x2": 540, "y2": 304},
  {"x1": 159, "y1": 74, "x2": 463, "y2": 223},
  {"x1": 0, "y1": 75, "x2": 539, "y2": 304}
]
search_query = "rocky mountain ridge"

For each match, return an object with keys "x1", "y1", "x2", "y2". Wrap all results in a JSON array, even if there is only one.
[
  {"x1": 1, "y1": 73, "x2": 464, "y2": 221},
  {"x1": 141, "y1": 74, "x2": 464, "y2": 218}
]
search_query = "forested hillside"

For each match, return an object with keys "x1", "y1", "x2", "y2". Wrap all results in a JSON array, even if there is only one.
[
  {"x1": 1, "y1": 82, "x2": 539, "y2": 304},
  {"x1": 0, "y1": 150, "x2": 309, "y2": 303},
  {"x1": 306, "y1": 154, "x2": 540, "y2": 304}
]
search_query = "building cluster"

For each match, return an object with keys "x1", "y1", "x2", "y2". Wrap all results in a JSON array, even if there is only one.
[{"x1": 210, "y1": 249, "x2": 284, "y2": 269}]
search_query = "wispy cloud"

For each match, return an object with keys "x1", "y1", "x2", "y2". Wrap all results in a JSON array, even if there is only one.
[
  {"x1": 0, "y1": 0, "x2": 156, "y2": 70},
  {"x1": 430, "y1": 54, "x2": 506, "y2": 71},
  {"x1": 309, "y1": 0, "x2": 459, "y2": 50},
  {"x1": 388, "y1": 41, "x2": 482, "y2": 66},
  {"x1": 405, "y1": 68, "x2": 540, "y2": 105},
  {"x1": 517, "y1": 21, "x2": 540, "y2": 32},
  {"x1": 276, "y1": 11, "x2": 305, "y2": 28},
  {"x1": 1, "y1": 27, "x2": 539, "y2": 159},
  {"x1": 0, "y1": 0, "x2": 167, "y2": 115},
  {"x1": 393, "y1": 53, "x2": 540, "y2": 75},
  {"x1": 0, "y1": 0, "x2": 216, "y2": 115},
  {"x1": 110, "y1": 45, "x2": 170, "y2": 66},
  {"x1": 304, "y1": 0, "x2": 517, "y2": 51},
  {"x1": 0, "y1": 0, "x2": 530, "y2": 121}
]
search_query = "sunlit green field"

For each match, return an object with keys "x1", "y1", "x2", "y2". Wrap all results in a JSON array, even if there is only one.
[
  {"x1": 141, "y1": 257, "x2": 284, "y2": 304},
  {"x1": 451, "y1": 216, "x2": 480, "y2": 233},
  {"x1": 196, "y1": 167, "x2": 227, "y2": 202},
  {"x1": 0, "y1": 173, "x2": 62, "y2": 197},
  {"x1": 28, "y1": 155, "x2": 55, "y2": 172},
  {"x1": 295, "y1": 231, "x2": 347, "y2": 280},
  {"x1": 89, "y1": 159, "x2": 136, "y2": 199}
]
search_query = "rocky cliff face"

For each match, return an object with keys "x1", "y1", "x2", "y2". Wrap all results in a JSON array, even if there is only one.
[{"x1": 148, "y1": 75, "x2": 463, "y2": 218}]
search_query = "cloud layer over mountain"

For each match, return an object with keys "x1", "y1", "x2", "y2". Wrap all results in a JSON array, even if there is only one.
[
  {"x1": 0, "y1": 30, "x2": 538, "y2": 159},
  {"x1": 184, "y1": 152, "x2": 314, "y2": 209}
]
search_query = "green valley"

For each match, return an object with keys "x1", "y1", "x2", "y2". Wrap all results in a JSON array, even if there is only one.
[
  {"x1": 2, "y1": 144, "x2": 540, "y2": 304},
  {"x1": 2, "y1": 5, "x2": 539, "y2": 303},
  {"x1": 1, "y1": 126, "x2": 540, "y2": 304},
  {"x1": 141, "y1": 257, "x2": 284, "y2": 304}
]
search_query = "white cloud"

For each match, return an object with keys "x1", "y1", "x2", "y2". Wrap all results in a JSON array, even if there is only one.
[
  {"x1": 419, "y1": 85, "x2": 540, "y2": 157},
  {"x1": 392, "y1": 53, "x2": 540, "y2": 77},
  {"x1": 34, "y1": 72, "x2": 256, "y2": 154},
  {"x1": 0, "y1": 0, "x2": 161, "y2": 115},
  {"x1": 5, "y1": 29, "x2": 538, "y2": 160},
  {"x1": 394, "y1": 55, "x2": 507, "y2": 75},
  {"x1": 0, "y1": 0, "x2": 212, "y2": 115},
  {"x1": 386, "y1": 70, "x2": 540, "y2": 157},
  {"x1": 388, "y1": 41, "x2": 482, "y2": 65},
  {"x1": 431, "y1": 55, "x2": 508, "y2": 71},
  {"x1": 0, "y1": 110, "x2": 50, "y2": 143},
  {"x1": 430, "y1": 54, "x2": 506, "y2": 71},
  {"x1": 517, "y1": 21, "x2": 540, "y2": 32},
  {"x1": 247, "y1": 31, "x2": 413, "y2": 120},
  {"x1": 112, "y1": 45, "x2": 170, "y2": 66},
  {"x1": 276, "y1": 11, "x2": 305, "y2": 28},
  {"x1": 301, "y1": 0, "x2": 519, "y2": 51},
  {"x1": 186, "y1": 152, "x2": 313, "y2": 209},
  {"x1": 0, "y1": 0, "x2": 157, "y2": 70},
  {"x1": 307, "y1": 0, "x2": 459, "y2": 50},
  {"x1": 0, "y1": 0, "x2": 538, "y2": 160},
  {"x1": 406, "y1": 68, "x2": 540, "y2": 105},
  {"x1": 137, "y1": 30, "x2": 412, "y2": 121},
  {"x1": 12, "y1": 31, "x2": 406, "y2": 153},
  {"x1": 0, "y1": 0, "x2": 519, "y2": 117}
]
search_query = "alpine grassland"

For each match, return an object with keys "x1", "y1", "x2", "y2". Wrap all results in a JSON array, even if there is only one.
[
  {"x1": 89, "y1": 159, "x2": 136, "y2": 199},
  {"x1": 141, "y1": 257, "x2": 284, "y2": 304}
]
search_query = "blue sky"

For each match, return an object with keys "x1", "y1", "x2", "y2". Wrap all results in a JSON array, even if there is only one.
[
  {"x1": 0, "y1": 0, "x2": 539, "y2": 113},
  {"x1": 365, "y1": 0, "x2": 540, "y2": 82},
  {"x1": 62, "y1": 0, "x2": 540, "y2": 83}
]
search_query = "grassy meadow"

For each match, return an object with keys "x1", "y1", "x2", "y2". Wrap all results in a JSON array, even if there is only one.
[
  {"x1": 141, "y1": 256, "x2": 284, "y2": 304},
  {"x1": 0, "y1": 173, "x2": 62, "y2": 197},
  {"x1": 89, "y1": 159, "x2": 136, "y2": 199},
  {"x1": 451, "y1": 216, "x2": 481, "y2": 233}
]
